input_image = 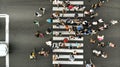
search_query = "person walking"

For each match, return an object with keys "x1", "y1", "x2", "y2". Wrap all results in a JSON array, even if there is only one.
[
  {"x1": 39, "y1": 8, "x2": 46, "y2": 15},
  {"x1": 30, "y1": 52, "x2": 36, "y2": 60},
  {"x1": 33, "y1": 20, "x2": 40, "y2": 27},
  {"x1": 46, "y1": 18, "x2": 53, "y2": 23},
  {"x1": 68, "y1": 4, "x2": 74, "y2": 11},
  {"x1": 29, "y1": 48, "x2": 36, "y2": 60},
  {"x1": 62, "y1": 8, "x2": 66, "y2": 17},
  {"x1": 35, "y1": 31, "x2": 40, "y2": 37},
  {"x1": 85, "y1": 59, "x2": 96, "y2": 67},
  {"x1": 39, "y1": 33, "x2": 44, "y2": 38},
  {"x1": 97, "y1": 35, "x2": 104, "y2": 41},
  {"x1": 34, "y1": 31, "x2": 44, "y2": 38},
  {"x1": 34, "y1": 12, "x2": 42, "y2": 17}
]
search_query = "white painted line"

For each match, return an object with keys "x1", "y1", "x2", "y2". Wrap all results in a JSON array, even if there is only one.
[
  {"x1": 53, "y1": 49, "x2": 83, "y2": 53},
  {"x1": 53, "y1": 19, "x2": 66, "y2": 23},
  {"x1": 53, "y1": 31, "x2": 76, "y2": 35},
  {"x1": 6, "y1": 54, "x2": 9, "y2": 67},
  {"x1": 0, "y1": 14, "x2": 9, "y2": 67},
  {"x1": 52, "y1": 19, "x2": 83, "y2": 23},
  {"x1": 53, "y1": 42, "x2": 84, "y2": 47},
  {"x1": 53, "y1": 60, "x2": 84, "y2": 65},
  {"x1": 53, "y1": 13, "x2": 83, "y2": 17},
  {"x1": 53, "y1": 36, "x2": 84, "y2": 41},
  {"x1": 53, "y1": 25, "x2": 79, "y2": 29},
  {"x1": 54, "y1": 55, "x2": 84, "y2": 59},
  {"x1": 6, "y1": 14, "x2": 9, "y2": 67},
  {"x1": 53, "y1": 1, "x2": 84, "y2": 5},
  {"x1": 53, "y1": 25, "x2": 71, "y2": 29},
  {"x1": 52, "y1": 7, "x2": 85, "y2": 11}
]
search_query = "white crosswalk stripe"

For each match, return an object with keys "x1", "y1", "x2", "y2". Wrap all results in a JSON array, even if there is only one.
[
  {"x1": 53, "y1": 1, "x2": 84, "y2": 5},
  {"x1": 53, "y1": 61, "x2": 84, "y2": 65},
  {"x1": 53, "y1": 25, "x2": 81, "y2": 29},
  {"x1": 53, "y1": 13, "x2": 83, "y2": 17},
  {"x1": 53, "y1": 19, "x2": 67, "y2": 23},
  {"x1": 56, "y1": 55, "x2": 84, "y2": 59},
  {"x1": 53, "y1": 36, "x2": 84, "y2": 41},
  {"x1": 53, "y1": 49, "x2": 83, "y2": 53},
  {"x1": 53, "y1": 31, "x2": 76, "y2": 35},
  {"x1": 53, "y1": 42, "x2": 84, "y2": 47},
  {"x1": 52, "y1": 7, "x2": 85, "y2": 11}
]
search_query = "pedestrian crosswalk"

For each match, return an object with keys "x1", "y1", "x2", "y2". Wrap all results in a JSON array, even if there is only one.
[{"x1": 52, "y1": 0, "x2": 84, "y2": 65}]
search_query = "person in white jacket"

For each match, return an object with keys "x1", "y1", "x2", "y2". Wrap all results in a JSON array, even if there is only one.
[{"x1": 46, "y1": 41, "x2": 52, "y2": 47}]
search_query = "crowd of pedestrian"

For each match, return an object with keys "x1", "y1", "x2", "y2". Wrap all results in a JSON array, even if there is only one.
[
  {"x1": 50, "y1": 0, "x2": 118, "y2": 67},
  {"x1": 30, "y1": 7, "x2": 51, "y2": 60},
  {"x1": 29, "y1": 0, "x2": 119, "y2": 67}
]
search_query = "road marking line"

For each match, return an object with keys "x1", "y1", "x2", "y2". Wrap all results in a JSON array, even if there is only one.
[{"x1": 0, "y1": 14, "x2": 10, "y2": 67}]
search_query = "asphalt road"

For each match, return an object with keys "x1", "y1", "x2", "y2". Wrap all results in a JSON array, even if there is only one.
[{"x1": 0, "y1": 0, "x2": 120, "y2": 67}]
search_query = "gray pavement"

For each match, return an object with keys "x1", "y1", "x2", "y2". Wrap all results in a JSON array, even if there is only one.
[
  {"x1": 0, "y1": 0, "x2": 120, "y2": 67},
  {"x1": 0, "y1": 18, "x2": 5, "y2": 41}
]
